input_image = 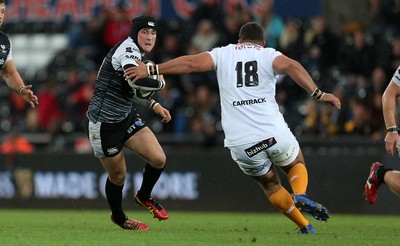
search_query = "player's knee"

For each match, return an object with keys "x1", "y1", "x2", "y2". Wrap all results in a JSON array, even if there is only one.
[
  {"x1": 253, "y1": 174, "x2": 280, "y2": 194},
  {"x1": 109, "y1": 171, "x2": 126, "y2": 185},
  {"x1": 148, "y1": 152, "x2": 166, "y2": 168},
  {"x1": 265, "y1": 183, "x2": 283, "y2": 198}
]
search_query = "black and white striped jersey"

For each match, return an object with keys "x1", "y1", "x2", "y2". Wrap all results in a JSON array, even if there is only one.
[
  {"x1": 87, "y1": 37, "x2": 142, "y2": 123},
  {"x1": 0, "y1": 31, "x2": 12, "y2": 68}
]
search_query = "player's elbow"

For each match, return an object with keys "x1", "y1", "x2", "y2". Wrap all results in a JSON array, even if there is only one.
[
  {"x1": 273, "y1": 55, "x2": 298, "y2": 74},
  {"x1": 285, "y1": 59, "x2": 301, "y2": 71}
]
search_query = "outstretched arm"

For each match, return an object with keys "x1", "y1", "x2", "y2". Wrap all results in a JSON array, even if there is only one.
[
  {"x1": 124, "y1": 52, "x2": 214, "y2": 83},
  {"x1": 0, "y1": 60, "x2": 39, "y2": 108},
  {"x1": 123, "y1": 64, "x2": 165, "y2": 91},
  {"x1": 157, "y1": 52, "x2": 214, "y2": 74},
  {"x1": 272, "y1": 55, "x2": 341, "y2": 109}
]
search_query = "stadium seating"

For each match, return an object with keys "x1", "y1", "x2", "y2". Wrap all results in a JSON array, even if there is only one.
[{"x1": 9, "y1": 33, "x2": 68, "y2": 78}]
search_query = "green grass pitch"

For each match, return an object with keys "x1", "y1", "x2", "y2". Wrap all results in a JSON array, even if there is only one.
[{"x1": 1, "y1": 209, "x2": 399, "y2": 246}]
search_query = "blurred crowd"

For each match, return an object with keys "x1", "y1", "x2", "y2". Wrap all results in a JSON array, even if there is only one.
[{"x1": 0, "y1": 0, "x2": 400, "y2": 153}]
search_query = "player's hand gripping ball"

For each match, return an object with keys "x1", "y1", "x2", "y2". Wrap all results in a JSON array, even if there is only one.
[
  {"x1": 134, "y1": 60, "x2": 159, "y2": 99},
  {"x1": 144, "y1": 60, "x2": 159, "y2": 80}
]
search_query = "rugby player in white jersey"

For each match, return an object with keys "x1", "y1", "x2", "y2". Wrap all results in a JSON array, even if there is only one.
[
  {"x1": 127, "y1": 22, "x2": 342, "y2": 234},
  {"x1": 365, "y1": 66, "x2": 400, "y2": 204}
]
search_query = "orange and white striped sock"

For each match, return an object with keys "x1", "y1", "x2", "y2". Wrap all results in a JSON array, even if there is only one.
[{"x1": 268, "y1": 186, "x2": 309, "y2": 228}]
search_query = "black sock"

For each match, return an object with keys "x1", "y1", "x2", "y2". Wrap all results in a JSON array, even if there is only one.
[
  {"x1": 376, "y1": 166, "x2": 392, "y2": 184},
  {"x1": 137, "y1": 163, "x2": 164, "y2": 200},
  {"x1": 105, "y1": 177, "x2": 126, "y2": 223}
]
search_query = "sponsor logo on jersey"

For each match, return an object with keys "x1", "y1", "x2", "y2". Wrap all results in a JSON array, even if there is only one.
[
  {"x1": 134, "y1": 118, "x2": 144, "y2": 127},
  {"x1": 127, "y1": 124, "x2": 136, "y2": 134},
  {"x1": 273, "y1": 144, "x2": 296, "y2": 165},
  {"x1": 125, "y1": 54, "x2": 140, "y2": 60},
  {"x1": 125, "y1": 47, "x2": 133, "y2": 53},
  {"x1": 127, "y1": 118, "x2": 144, "y2": 133},
  {"x1": 107, "y1": 147, "x2": 118, "y2": 155},
  {"x1": 245, "y1": 137, "x2": 276, "y2": 157},
  {"x1": 0, "y1": 45, "x2": 6, "y2": 53},
  {"x1": 244, "y1": 162, "x2": 268, "y2": 175},
  {"x1": 235, "y1": 43, "x2": 261, "y2": 51},
  {"x1": 232, "y1": 98, "x2": 266, "y2": 106}
]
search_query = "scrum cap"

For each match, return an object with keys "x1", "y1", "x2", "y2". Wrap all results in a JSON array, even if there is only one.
[{"x1": 131, "y1": 15, "x2": 158, "y2": 44}]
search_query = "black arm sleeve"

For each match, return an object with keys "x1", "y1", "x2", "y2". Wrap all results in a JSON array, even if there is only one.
[{"x1": 134, "y1": 77, "x2": 162, "y2": 90}]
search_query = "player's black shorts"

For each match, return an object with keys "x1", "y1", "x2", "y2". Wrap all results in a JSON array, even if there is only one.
[{"x1": 87, "y1": 109, "x2": 146, "y2": 158}]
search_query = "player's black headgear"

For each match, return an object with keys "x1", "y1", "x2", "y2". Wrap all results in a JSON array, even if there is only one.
[{"x1": 131, "y1": 15, "x2": 158, "y2": 45}]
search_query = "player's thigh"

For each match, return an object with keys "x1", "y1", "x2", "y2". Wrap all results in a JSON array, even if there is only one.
[
  {"x1": 230, "y1": 144, "x2": 272, "y2": 176},
  {"x1": 87, "y1": 120, "x2": 125, "y2": 158},
  {"x1": 267, "y1": 128, "x2": 300, "y2": 167},
  {"x1": 230, "y1": 148, "x2": 282, "y2": 196},
  {"x1": 280, "y1": 149, "x2": 306, "y2": 174},
  {"x1": 124, "y1": 127, "x2": 166, "y2": 167}
]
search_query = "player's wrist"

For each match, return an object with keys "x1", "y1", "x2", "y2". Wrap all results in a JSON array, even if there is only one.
[
  {"x1": 386, "y1": 126, "x2": 398, "y2": 133},
  {"x1": 152, "y1": 103, "x2": 160, "y2": 111},
  {"x1": 17, "y1": 86, "x2": 24, "y2": 95},
  {"x1": 147, "y1": 64, "x2": 159, "y2": 76},
  {"x1": 148, "y1": 99, "x2": 160, "y2": 111},
  {"x1": 310, "y1": 87, "x2": 325, "y2": 101},
  {"x1": 146, "y1": 98, "x2": 155, "y2": 108}
]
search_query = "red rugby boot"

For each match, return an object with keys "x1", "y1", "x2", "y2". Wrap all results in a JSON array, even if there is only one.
[
  {"x1": 135, "y1": 194, "x2": 169, "y2": 220},
  {"x1": 365, "y1": 162, "x2": 383, "y2": 204}
]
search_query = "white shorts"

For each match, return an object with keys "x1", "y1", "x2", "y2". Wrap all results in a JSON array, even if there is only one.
[{"x1": 229, "y1": 127, "x2": 300, "y2": 176}]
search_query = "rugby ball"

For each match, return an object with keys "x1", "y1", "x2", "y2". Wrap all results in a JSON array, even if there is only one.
[{"x1": 134, "y1": 88, "x2": 156, "y2": 99}]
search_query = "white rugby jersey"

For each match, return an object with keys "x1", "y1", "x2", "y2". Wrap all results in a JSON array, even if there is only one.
[
  {"x1": 392, "y1": 66, "x2": 400, "y2": 86},
  {"x1": 208, "y1": 42, "x2": 288, "y2": 147}
]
